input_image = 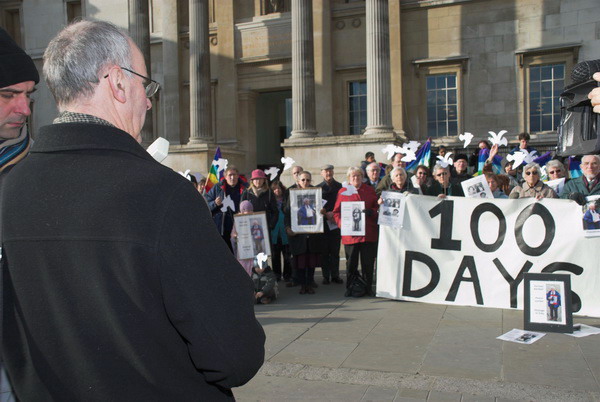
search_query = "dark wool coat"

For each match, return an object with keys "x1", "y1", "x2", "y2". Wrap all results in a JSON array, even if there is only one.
[{"x1": 1, "y1": 123, "x2": 265, "y2": 401}]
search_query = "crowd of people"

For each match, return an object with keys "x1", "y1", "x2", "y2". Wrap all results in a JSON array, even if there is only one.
[{"x1": 197, "y1": 145, "x2": 600, "y2": 301}]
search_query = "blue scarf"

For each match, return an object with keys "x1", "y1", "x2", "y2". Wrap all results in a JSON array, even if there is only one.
[{"x1": 0, "y1": 125, "x2": 30, "y2": 172}]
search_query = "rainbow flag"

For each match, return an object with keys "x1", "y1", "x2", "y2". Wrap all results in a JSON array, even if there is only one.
[
  {"x1": 204, "y1": 147, "x2": 223, "y2": 193},
  {"x1": 567, "y1": 156, "x2": 582, "y2": 179},
  {"x1": 474, "y1": 148, "x2": 502, "y2": 175},
  {"x1": 406, "y1": 139, "x2": 432, "y2": 173}
]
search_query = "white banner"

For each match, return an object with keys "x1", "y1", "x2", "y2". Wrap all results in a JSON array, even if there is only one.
[{"x1": 376, "y1": 195, "x2": 600, "y2": 317}]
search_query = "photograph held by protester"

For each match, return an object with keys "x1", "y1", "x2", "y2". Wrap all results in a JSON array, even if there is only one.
[{"x1": 1, "y1": 20, "x2": 264, "y2": 400}]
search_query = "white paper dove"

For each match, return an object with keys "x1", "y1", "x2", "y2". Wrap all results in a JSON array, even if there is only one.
[
  {"x1": 506, "y1": 151, "x2": 526, "y2": 169},
  {"x1": 381, "y1": 144, "x2": 402, "y2": 160},
  {"x1": 256, "y1": 252, "x2": 268, "y2": 269},
  {"x1": 341, "y1": 182, "x2": 358, "y2": 196},
  {"x1": 540, "y1": 165, "x2": 548, "y2": 179},
  {"x1": 402, "y1": 141, "x2": 421, "y2": 153},
  {"x1": 220, "y1": 195, "x2": 235, "y2": 213},
  {"x1": 264, "y1": 166, "x2": 280, "y2": 181},
  {"x1": 213, "y1": 158, "x2": 228, "y2": 175},
  {"x1": 281, "y1": 156, "x2": 295, "y2": 171},
  {"x1": 488, "y1": 130, "x2": 508, "y2": 147},
  {"x1": 177, "y1": 169, "x2": 192, "y2": 181},
  {"x1": 436, "y1": 152, "x2": 454, "y2": 168},
  {"x1": 458, "y1": 132, "x2": 473, "y2": 148},
  {"x1": 399, "y1": 148, "x2": 417, "y2": 163}
]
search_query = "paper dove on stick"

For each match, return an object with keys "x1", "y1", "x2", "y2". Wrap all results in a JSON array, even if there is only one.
[
  {"x1": 458, "y1": 132, "x2": 473, "y2": 148},
  {"x1": 220, "y1": 195, "x2": 235, "y2": 213},
  {"x1": 402, "y1": 141, "x2": 421, "y2": 153},
  {"x1": 488, "y1": 130, "x2": 508, "y2": 147},
  {"x1": 436, "y1": 152, "x2": 454, "y2": 168},
  {"x1": 381, "y1": 144, "x2": 402, "y2": 160},
  {"x1": 213, "y1": 158, "x2": 228, "y2": 174},
  {"x1": 281, "y1": 156, "x2": 295, "y2": 171},
  {"x1": 264, "y1": 166, "x2": 280, "y2": 181},
  {"x1": 399, "y1": 148, "x2": 417, "y2": 163},
  {"x1": 177, "y1": 169, "x2": 191, "y2": 181},
  {"x1": 256, "y1": 252, "x2": 268, "y2": 269},
  {"x1": 341, "y1": 182, "x2": 358, "y2": 196},
  {"x1": 506, "y1": 151, "x2": 526, "y2": 169}
]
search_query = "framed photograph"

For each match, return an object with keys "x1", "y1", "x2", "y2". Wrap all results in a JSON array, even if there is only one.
[
  {"x1": 524, "y1": 273, "x2": 573, "y2": 333},
  {"x1": 582, "y1": 195, "x2": 600, "y2": 237},
  {"x1": 378, "y1": 191, "x2": 407, "y2": 229},
  {"x1": 341, "y1": 201, "x2": 365, "y2": 236},
  {"x1": 290, "y1": 188, "x2": 324, "y2": 234},
  {"x1": 461, "y1": 175, "x2": 493, "y2": 199},
  {"x1": 233, "y1": 211, "x2": 271, "y2": 260}
]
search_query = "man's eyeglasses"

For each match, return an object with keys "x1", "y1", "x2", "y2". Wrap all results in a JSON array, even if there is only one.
[
  {"x1": 300, "y1": 179, "x2": 311, "y2": 182},
  {"x1": 436, "y1": 172, "x2": 448, "y2": 177},
  {"x1": 525, "y1": 171, "x2": 539, "y2": 176},
  {"x1": 104, "y1": 66, "x2": 161, "y2": 98},
  {"x1": 547, "y1": 170, "x2": 560, "y2": 175}
]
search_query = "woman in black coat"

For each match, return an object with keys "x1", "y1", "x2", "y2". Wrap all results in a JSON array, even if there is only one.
[{"x1": 285, "y1": 171, "x2": 324, "y2": 295}]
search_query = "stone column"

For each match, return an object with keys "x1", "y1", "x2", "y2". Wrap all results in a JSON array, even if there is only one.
[
  {"x1": 364, "y1": 0, "x2": 393, "y2": 136},
  {"x1": 188, "y1": 0, "x2": 213, "y2": 143},
  {"x1": 290, "y1": 0, "x2": 317, "y2": 138},
  {"x1": 162, "y1": 0, "x2": 180, "y2": 144},
  {"x1": 238, "y1": 90, "x2": 259, "y2": 168},
  {"x1": 128, "y1": 0, "x2": 154, "y2": 146},
  {"x1": 313, "y1": 0, "x2": 333, "y2": 136}
]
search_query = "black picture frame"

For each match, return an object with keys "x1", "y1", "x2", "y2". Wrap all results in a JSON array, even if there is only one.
[{"x1": 524, "y1": 273, "x2": 573, "y2": 334}]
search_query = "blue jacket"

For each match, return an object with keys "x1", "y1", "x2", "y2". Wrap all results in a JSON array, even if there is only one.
[{"x1": 204, "y1": 180, "x2": 248, "y2": 235}]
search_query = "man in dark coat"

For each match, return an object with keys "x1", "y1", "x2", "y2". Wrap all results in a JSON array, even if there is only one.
[
  {"x1": 561, "y1": 154, "x2": 600, "y2": 204},
  {"x1": 205, "y1": 165, "x2": 249, "y2": 250},
  {"x1": 0, "y1": 25, "x2": 40, "y2": 399},
  {"x1": 316, "y1": 164, "x2": 343, "y2": 284},
  {"x1": 1, "y1": 20, "x2": 264, "y2": 401}
]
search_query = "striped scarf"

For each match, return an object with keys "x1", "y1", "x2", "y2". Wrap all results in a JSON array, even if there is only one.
[{"x1": 0, "y1": 124, "x2": 30, "y2": 172}]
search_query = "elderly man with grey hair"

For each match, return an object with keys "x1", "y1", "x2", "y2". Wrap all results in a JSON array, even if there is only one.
[
  {"x1": 1, "y1": 20, "x2": 264, "y2": 400},
  {"x1": 425, "y1": 164, "x2": 464, "y2": 197},
  {"x1": 365, "y1": 161, "x2": 381, "y2": 188},
  {"x1": 509, "y1": 162, "x2": 557, "y2": 199},
  {"x1": 561, "y1": 154, "x2": 600, "y2": 204}
]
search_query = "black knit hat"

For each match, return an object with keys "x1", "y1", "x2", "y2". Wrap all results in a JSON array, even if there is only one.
[
  {"x1": 0, "y1": 27, "x2": 39, "y2": 88},
  {"x1": 455, "y1": 154, "x2": 468, "y2": 163}
]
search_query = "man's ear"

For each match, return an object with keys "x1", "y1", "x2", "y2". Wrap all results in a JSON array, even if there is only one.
[{"x1": 106, "y1": 68, "x2": 127, "y2": 104}]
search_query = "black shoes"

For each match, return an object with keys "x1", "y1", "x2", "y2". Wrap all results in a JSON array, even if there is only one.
[{"x1": 331, "y1": 277, "x2": 343, "y2": 284}]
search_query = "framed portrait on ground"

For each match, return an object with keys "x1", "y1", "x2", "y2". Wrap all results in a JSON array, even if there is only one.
[
  {"x1": 233, "y1": 211, "x2": 271, "y2": 260},
  {"x1": 290, "y1": 188, "x2": 323, "y2": 234},
  {"x1": 378, "y1": 191, "x2": 407, "y2": 229},
  {"x1": 524, "y1": 273, "x2": 573, "y2": 333},
  {"x1": 341, "y1": 201, "x2": 365, "y2": 236},
  {"x1": 461, "y1": 175, "x2": 493, "y2": 199}
]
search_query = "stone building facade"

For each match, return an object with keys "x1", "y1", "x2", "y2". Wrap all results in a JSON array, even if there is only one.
[{"x1": 2, "y1": 0, "x2": 599, "y2": 180}]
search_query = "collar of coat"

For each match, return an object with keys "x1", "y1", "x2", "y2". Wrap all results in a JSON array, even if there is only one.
[
  {"x1": 521, "y1": 180, "x2": 544, "y2": 191},
  {"x1": 31, "y1": 123, "x2": 155, "y2": 164}
]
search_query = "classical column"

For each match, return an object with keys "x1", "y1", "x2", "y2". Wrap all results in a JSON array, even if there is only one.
[
  {"x1": 162, "y1": 0, "x2": 180, "y2": 144},
  {"x1": 290, "y1": 0, "x2": 317, "y2": 138},
  {"x1": 188, "y1": 0, "x2": 213, "y2": 143},
  {"x1": 128, "y1": 0, "x2": 154, "y2": 146},
  {"x1": 364, "y1": 0, "x2": 393, "y2": 136}
]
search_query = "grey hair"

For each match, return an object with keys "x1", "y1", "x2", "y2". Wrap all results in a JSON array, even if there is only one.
[
  {"x1": 366, "y1": 162, "x2": 380, "y2": 172},
  {"x1": 546, "y1": 159, "x2": 565, "y2": 173},
  {"x1": 523, "y1": 162, "x2": 541, "y2": 176},
  {"x1": 390, "y1": 167, "x2": 407, "y2": 179},
  {"x1": 582, "y1": 154, "x2": 600, "y2": 165},
  {"x1": 432, "y1": 164, "x2": 449, "y2": 176},
  {"x1": 346, "y1": 166, "x2": 364, "y2": 179},
  {"x1": 43, "y1": 20, "x2": 133, "y2": 107}
]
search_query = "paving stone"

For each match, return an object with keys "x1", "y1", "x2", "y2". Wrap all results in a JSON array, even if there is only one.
[
  {"x1": 427, "y1": 390, "x2": 462, "y2": 401},
  {"x1": 271, "y1": 338, "x2": 358, "y2": 368},
  {"x1": 362, "y1": 385, "x2": 399, "y2": 401}
]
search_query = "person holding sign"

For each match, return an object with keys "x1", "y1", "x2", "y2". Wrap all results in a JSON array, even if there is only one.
[
  {"x1": 333, "y1": 167, "x2": 379, "y2": 296},
  {"x1": 285, "y1": 171, "x2": 324, "y2": 295},
  {"x1": 425, "y1": 165, "x2": 465, "y2": 197},
  {"x1": 509, "y1": 162, "x2": 557, "y2": 199}
]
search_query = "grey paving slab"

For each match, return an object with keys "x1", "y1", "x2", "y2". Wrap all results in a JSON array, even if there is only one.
[
  {"x1": 361, "y1": 385, "x2": 399, "y2": 401},
  {"x1": 427, "y1": 390, "x2": 462, "y2": 401},
  {"x1": 302, "y1": 316, "x2": 382, "y2": 343},
  {"x1": 502, "y1": 332, "x2": 599, "y2": 391},
  {"x1": 459, "y1": 394, "x2": 495, "y2": 402},
  {"x1": 397, "y1": 388, "x2": 429, "y2": 400},
  {"x1": 271, "y1": 338, "x2": 359, "y2": 367},
  {"x1": 234, "y1": 374, "x2": 369, "y2": 401}
]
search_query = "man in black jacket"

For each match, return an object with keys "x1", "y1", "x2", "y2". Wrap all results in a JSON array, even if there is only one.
[
  {"x1": 1, "y1": 20, "x2": 264, "y2": 401},
  {"x1": 317, "y1": 164, "x2": 343, "y2": 284}
]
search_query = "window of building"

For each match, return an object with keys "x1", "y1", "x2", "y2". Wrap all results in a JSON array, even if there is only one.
[
  {"x1": 262, "y1": 0, "x2": 290, "y2": 15},
  {"x1": 426, "y1": 74, "x2": 458, "y2": 138},
  {"x1": 348, "y1": 80, "x2": 367, "y2": 135},
  {"x1": 66, "y1": 1, "x2": 82, "y2": 23},
  {"x1": 1, "y1": 6, "x2": 21, "y2": 46},
  {"x1": 528, "y1": 63, "x2": 565, "y2": 133}
]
